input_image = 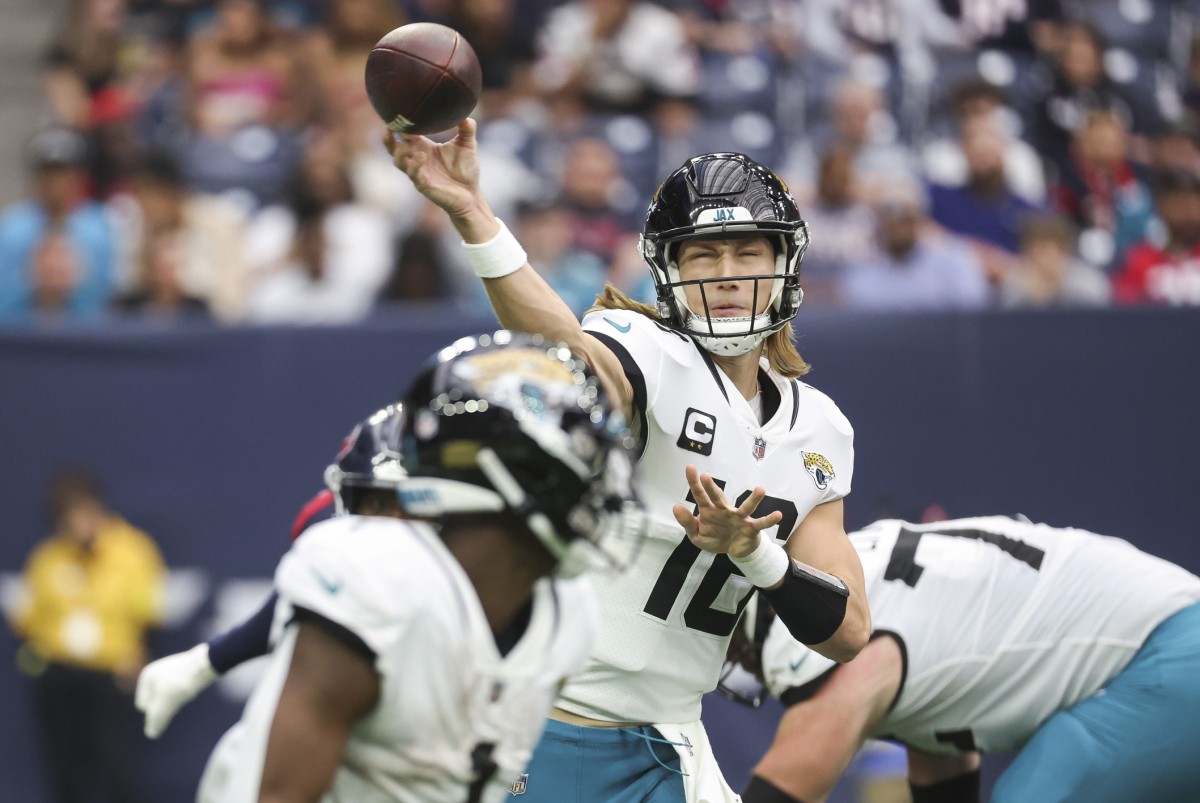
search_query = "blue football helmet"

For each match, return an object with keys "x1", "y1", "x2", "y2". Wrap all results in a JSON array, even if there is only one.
[
  {"x1": 398, "y1": 330, "x2": 645, "y2": 577},
  {"x1": 640, "y1": 152, "x2": 810, "y2": 356},
  {"x1": 324, "y1": 404, "x2": 408, "y2": 515}
]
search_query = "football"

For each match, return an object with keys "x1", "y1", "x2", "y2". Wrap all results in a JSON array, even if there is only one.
[{"x1": 364, "y1": 23, "x2": 482, "y2": 136}]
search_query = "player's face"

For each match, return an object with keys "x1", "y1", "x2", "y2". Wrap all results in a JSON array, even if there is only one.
[{"x1": 676, "y1": 235, "x2": 776, "y2": 318}]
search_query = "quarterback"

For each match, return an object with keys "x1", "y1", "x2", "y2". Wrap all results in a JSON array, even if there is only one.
[{"x1": 386, "y1": 121, "x2": 870, "y2": 802}]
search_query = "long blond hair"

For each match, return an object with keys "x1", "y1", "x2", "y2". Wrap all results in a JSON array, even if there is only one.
[{"x1": 587, "y1": 284, "x2": 811, "y2": 378}]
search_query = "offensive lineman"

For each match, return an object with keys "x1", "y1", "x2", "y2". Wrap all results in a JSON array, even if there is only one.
[
  {"x1": 743, "y1": 516, "x2": 1200, "y2": 803},
  {"x1": 385, "y1": 122, "x2": 869, "y2": 802},
  {"x1": 197, "y1": 332, "x2": 645, "y2": 802}
]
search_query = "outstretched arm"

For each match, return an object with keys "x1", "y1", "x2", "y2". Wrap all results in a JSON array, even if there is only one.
[
  {"x1": 382, "y1": 121, "x2": 633, "y2": 416},
  {"x1": 136, "y1": 592, "x2": 279, "y2": 738},
  {"x1": 744, "y1": 636, "x2": 902, "y2": 803}
]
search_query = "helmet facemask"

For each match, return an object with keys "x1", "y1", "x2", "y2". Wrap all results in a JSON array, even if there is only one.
[{"x1": 640, "y1": 153, "x2": 810, "y2": 356}]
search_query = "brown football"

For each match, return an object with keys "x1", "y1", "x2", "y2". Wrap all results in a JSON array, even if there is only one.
[{"x1": 364, "y1": 23, "x2": 482, "y2": 136}]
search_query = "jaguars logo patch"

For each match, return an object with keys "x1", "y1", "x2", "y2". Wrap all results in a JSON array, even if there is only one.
[{"x1": 802, "y1": 452, "x2": 835, "y2": 491}]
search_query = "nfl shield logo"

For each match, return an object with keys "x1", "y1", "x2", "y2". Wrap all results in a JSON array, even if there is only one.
[
  {"x1": 752, "y1": 436, "x2": 767, "y2": 461},
  {"x1": 509, "y1": 773, "x2": 529, "y2": 795}
]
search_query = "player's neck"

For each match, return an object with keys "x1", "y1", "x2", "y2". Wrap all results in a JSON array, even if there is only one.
[
  {"x1": 442, "y1": 525, "x2": 552, "y2": 634},
  {"x1": 710, "y1": 347, "x2": 765, "y2": 401}
]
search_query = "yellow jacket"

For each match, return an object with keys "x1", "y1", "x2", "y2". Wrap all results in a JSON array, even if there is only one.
[{"x1": 10, "y1": 516, "x2": 166, "y2": 675}]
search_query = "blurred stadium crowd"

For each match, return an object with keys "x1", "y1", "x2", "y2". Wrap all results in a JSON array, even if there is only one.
[{"x1": 4, "y1": 0, "x2": 1200, "y2": 324}]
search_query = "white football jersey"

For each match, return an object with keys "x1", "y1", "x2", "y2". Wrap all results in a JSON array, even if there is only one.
[
  {"x1": 198, "y1": 515, "x2": 598, "y2": 803},
  {"x1": 762, "y1": 516, "x2": 1200, "y2": 755},
  {"x1": 560, "y1": 309, "x2": 854, "y2": 724}
]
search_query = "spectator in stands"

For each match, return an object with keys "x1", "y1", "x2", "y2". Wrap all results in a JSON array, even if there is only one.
[
  {"x1": 921, "y1": 79, "x2": 1046, "y2": 205},
  {"x1": 440, "y1": 0, "x2": 542, "y2": 119},
  {"x1": 114, "y1": 151, "x2": 249, "y2": 321},
  {"x1": 1000, "y1": 214, "x2": 1111, "y2": 308},
  {"x1": 113, "y1": 228, "x2": 212, "y2": 320},
  {"x1": 182, "y1": 0, "x2": 311, "y2": 209},
  {"x1": 41, "y1": 0, "x2": 141, "y2": 196},
  {"x1": 8, "y1": 464, "x2": 166, "y2": 803},
  {"x1": 512, "y1": 199, "x2": 607, "y2": 317},
  {"x1": 927, "y1": 119, "x2": 1041, "y2": 283},
  {"x1": 1148, "y1": 114, "x2": 1200, "y2": 176},
  {"x1": 1113, "y1": 169, "x2": 1200, "y2": 306},
  {"x1": 555, "y1": 135, "x2": 640, "y2": 264},
  {"x1": 26, "y1": 229, "x2": 84, "y2": 320},
  {"x1": 797, "y1": 142, "x2": 876, "y2": 308},
  {"x1": 0, "y1": 126, "x2": 115, "y2": 321},
  {"x1": 840, "y1": 180, "x2": 991, "y2": 312},
  {"x1": 243, "y1": 131, "x2": 391, "y2": 323},
  {"x1": 1028, "y1": 19, "x2": 1162, "y2": 182},
  {"x1": 301, "y1": 0, "x2": 405, "y2": 153},
  {"x1": 784, "y1": 77, "x2": 918, "y2": 206},
  {"x1": 1049, "y1": 109, "x2": 1155, "y2": 273},
  {"x1": 532, "y1": 0, "x2": 701, "y2": 117}
]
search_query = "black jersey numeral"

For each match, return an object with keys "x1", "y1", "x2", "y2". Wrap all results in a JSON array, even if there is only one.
[
  {"x1": 643, "y1": 478, "x2": 799, "y2": 636},
  {"x1": 465, "y1": 742, "x2": 497, "y2": 803},
  {"x1": 884, "y1": 526, "x2": 1045, "y2": 588}
]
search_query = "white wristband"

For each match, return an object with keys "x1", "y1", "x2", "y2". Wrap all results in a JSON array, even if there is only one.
[
  {"x1": 729, "y1": 535, "x2": 791, "y2": 588},
  {"x1": 462, "y1": 219, "x2": 528, "y2": 279}
]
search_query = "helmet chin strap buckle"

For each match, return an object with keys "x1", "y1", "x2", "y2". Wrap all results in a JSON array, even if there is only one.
[{"x1": 656, "y1": 299, "x2": 673, "y2": 320}]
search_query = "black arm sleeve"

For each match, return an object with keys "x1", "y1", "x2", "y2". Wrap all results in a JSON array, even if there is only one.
[
  {"x1": 909, "y1": 769, "x2": 980, "y2": 803},
  {"x1": 207, "y1": 591, "x2": 278, "y2": 674},
  {"x1": 762, "y1": 561, "x2": 849, "y2": 645}
]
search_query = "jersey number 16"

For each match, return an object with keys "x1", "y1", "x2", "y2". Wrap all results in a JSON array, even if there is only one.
[{"x1": 643, "y1": 478, "x2": 797, "y2": 636}]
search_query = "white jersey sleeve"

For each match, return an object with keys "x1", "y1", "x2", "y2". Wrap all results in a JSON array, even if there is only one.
[
  {"x1": 275, "y1": 516, "x2": 419, "y2": 662},
  {"x1": 569, "y1": 308, "x2": 855, "y2": 724},
  {"x1": 202, "y1": 518, "x2": 601, "y2": 803}
]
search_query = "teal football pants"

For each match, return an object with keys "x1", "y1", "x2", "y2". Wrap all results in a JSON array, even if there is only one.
[
  {"x1": 511, "y1": 719, "x2": 687, "y2": 803},
  {"x1": 991, "y1": 601, "x2": 1200, "y2": 803}
]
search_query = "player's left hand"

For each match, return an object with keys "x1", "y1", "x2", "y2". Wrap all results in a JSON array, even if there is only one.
[{"x1": 672, "y1": 464, "x2": 784, "y2": 557}]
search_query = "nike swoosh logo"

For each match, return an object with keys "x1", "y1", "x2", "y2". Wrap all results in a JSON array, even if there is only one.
[
  {"x1": 789, "y1": 657, "x2": 806, "y2": 672},
  {"x1": 604, "y1": 317, "x2": 632, "y2": 333},
  {"x1": 311, "y1": 568, "x2": 342, "y2": 595}
]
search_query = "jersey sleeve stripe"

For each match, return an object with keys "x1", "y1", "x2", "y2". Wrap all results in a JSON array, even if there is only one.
[
  {"x1": 292, "y1": 605, "x2": 377, "y2": 664},
  {"x1": 874, "y1": 629, "x2": 908, "y2": 714},
  {"x1": 778, "y1": 663, "x2": 841, "y2": 708},
  {"x1": 589, "y1": 331, "x2": 649, "y2": 460}
]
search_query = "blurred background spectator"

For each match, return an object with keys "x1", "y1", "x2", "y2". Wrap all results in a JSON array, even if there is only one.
[
  {"x1": 8, "y1": 464, "x2": 166, "y2": 803},
  {"x1": 11, "y1": 0, "x2": 1200, "y2": 323},
  {"x1": 839, "y1": 179, "x2": 990, "y2": 312},
  {"x1": 0, "y1": 126, "x2": 115, "y2": 322},
  {"x1": 1000, "y1": 214, "x2": 1111, "y2": 308},
  {"x1": 1113, "y1": 167, "x2": 1200, "y2": 305}
]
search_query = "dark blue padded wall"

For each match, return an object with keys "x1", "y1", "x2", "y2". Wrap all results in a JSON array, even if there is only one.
[{"x1": 0, "y1": 306, "x2": 1195, "y2": 801}]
